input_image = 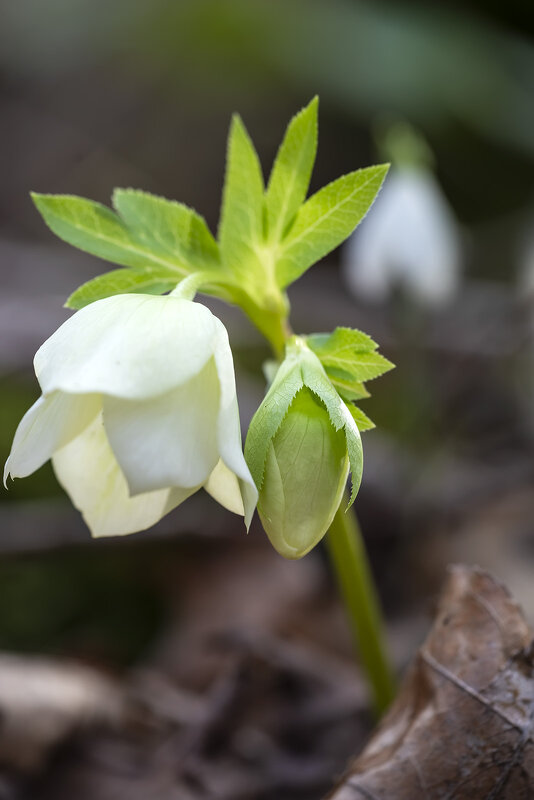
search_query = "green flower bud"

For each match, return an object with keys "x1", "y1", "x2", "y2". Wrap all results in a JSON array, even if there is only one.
[
  {"x1": 245, "y1": 337, "x2": 363, "y2": 560},
  {"x1": 259, "y1": 388, "x2": 349, "y2": 559}
]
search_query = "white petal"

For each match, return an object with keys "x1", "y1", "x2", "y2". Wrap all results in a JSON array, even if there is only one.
[
  {"x1": 102, "y1": 357, "x2": 220, "y2": 495},
  {"x1": 204, "y1": 459, "x2": 245, "y2": 516},
  {"x1": 52, "y1": 414, "x2": 199, "y2": 537},
  {"x1": 392, "y1": 172, "x2": 460, "y2": 305},
  {"x1": 343, "y1": 216, "x2": 391, "y2": 302},
  {"x1": 4, "y1": 391, "x2": 100, "y2": 485},
  {"x1": 212, "y1": 329, "x2": 258, "y2": 528},
  {"x1": 35, "y1": 295, "x2": 221, "y2": 399}
]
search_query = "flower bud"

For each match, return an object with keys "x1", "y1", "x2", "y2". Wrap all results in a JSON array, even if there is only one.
[
  {"x1": 259, "y1": 388, "x2": 349, "y2": 559},
  {"x1": 245, "y1": 339, "x2": 362, "y2": 559}
]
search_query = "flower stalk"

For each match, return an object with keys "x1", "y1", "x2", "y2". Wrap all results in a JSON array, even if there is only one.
[
  {"x1": 326, "y1": 501, "x2": 396, "y2": 717},
  {"x1": 257, "y1": 321, "x2": 395, "y2": 715}
]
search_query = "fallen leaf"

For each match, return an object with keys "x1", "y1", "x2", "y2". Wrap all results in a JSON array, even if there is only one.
[{"x1": 327, "y1": 565, "x2": 534, "y2": 800}]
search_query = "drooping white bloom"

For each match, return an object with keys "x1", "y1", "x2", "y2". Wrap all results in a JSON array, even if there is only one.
[
  {"x1": 343, "y1": 168, "x2": 461, "y2": 307},
  {"x1": 4, "y1": 294, "x2": 257, "y2": 536}
]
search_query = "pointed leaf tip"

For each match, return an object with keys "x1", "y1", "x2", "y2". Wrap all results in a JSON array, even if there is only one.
[
  {"x1": 265, "y1": 95, "x2": 319, "y2": 244},
  {"x1": 275, "y1": 164, "x2": 391, "y2": 288}
]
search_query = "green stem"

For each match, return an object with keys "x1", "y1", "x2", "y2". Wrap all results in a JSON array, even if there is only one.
[
  {"x1": 170, "y1": 272, "x2": 213, "y2": 301},
  {"x1": 326, "y1": 502, "x2": 396, "y2": 717},
  {"x1": 243, "y1": 303, "x2": 289, "y2": 360},
  {"x1": 261, "y1": 296, "x2": 394, "y2": 715}
]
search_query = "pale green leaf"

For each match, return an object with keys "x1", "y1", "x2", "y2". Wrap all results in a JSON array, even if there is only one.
[
  {"x1": 66, "y1": 267, "x2": 179, "y2": 309},
  {"x1": 308, "y1": 327, "x2": 377, "y2": 357},
  {"x1": 275, "y1": 164, "x2": 389, "y2": 288},
  {"x1": 32, "y1": 193, "x2": 190, "y2": 274},
  {"x1": 218, "y1": 115, "x2": 264, "y2": 278},
  {"x1": 113, "y1": 189, "x2": 219, "y2": 268},
  {"x1": 346, "y1": 403, "x2": 375, "y2": 433},
  {"x1": 189, "y1": 213, "x2": 220, "y2": 264},
  {"x1": 265, "y1": 96, "x2": 318, "y2": 243},
  {"x1": 325, "y1": 368, "x2": 370, "y2": 401},
  {"x1": 32, "y1": 193, "x2": 149, "y2": 268},
  {"x1": 324, "y1": 351, "x2": 394, "y2": 382},
  {"x1": 112, "y1": 189, "x2": 192, "y2": 253},
  {"x1": 308, "y1": 328, "x2": 393, "y2": 381}
]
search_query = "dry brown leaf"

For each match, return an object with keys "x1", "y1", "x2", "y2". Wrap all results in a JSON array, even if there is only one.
[{"x1": 327, "y1": 565, "x2": 534, "y2": 800}]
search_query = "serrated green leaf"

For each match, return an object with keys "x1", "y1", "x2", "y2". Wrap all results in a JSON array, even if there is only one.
[
  {"x1": 308, "y1": 327, "x2": 378, "y2": 357},
  {"x1": 308, "y1": 328, "x2": 393, "y2": 382},
  {"x1": 325, "y1": 351, "x2": 394, "y2": 382},
  {"x1": 32, "y1": 193, "x2": 189, "y2": 274},
  {"x1": 275, "y1": 164, "x2": 389, "y2": 288},
  {"x1": 346, "y1": 403, "x2": 375, "y2": 433},
  {"x1": 189, "y1": 213, "x2": 220, "y2": 264},
  {"x1": 265, "y1": 96, "x2": 318, "y2": 243},
  {"x1": 113, "y1": 189, "x2": 191, "y2": 248},
  {"x1": 218, "y1": 115, "x2": 264, "y2": 280},
  {"x1": 113, "y1": 189, "x2": 219, "y2": 268},
  {"x1": 66, "y1": 267, "x2": 179, "y2": 309},
  {"x1": 325, "y1": 368, "x2": 370, "y2": 401}
]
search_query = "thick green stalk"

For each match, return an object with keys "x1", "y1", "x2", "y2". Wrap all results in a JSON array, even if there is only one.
[
  {"x1": 262, "y1": 303, "x2": 395, "y2": 716},
  {"x1": 326, "y1": 503, "x2": 396, "y2": 717}
]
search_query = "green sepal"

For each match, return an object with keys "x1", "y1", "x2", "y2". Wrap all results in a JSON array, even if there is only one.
[
  {"x1": 295, "y1": 344, "x2": 363, "y2": 505},
  {"x1": 244, "y1": 355, "x2": 304, "y2": 490}
]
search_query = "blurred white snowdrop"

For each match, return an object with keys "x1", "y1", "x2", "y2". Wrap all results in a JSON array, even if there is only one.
[
  {"x1": 4, "y1": 293, "x2": 257, "y2": 536},
  {"x1": 518, "y1": 229, "x2": 534, "y2": 301},
  {"x1": 343, "y1": 123, "x2": 461, "y2": 307}
]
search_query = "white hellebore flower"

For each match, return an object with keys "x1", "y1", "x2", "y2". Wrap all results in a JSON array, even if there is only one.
[
  {"x1": 343, "y1": 167, "x2": 461, "y2": 307},
  {"x1": 4, "y1": 293, "x2": 258, "y2": 537}
]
